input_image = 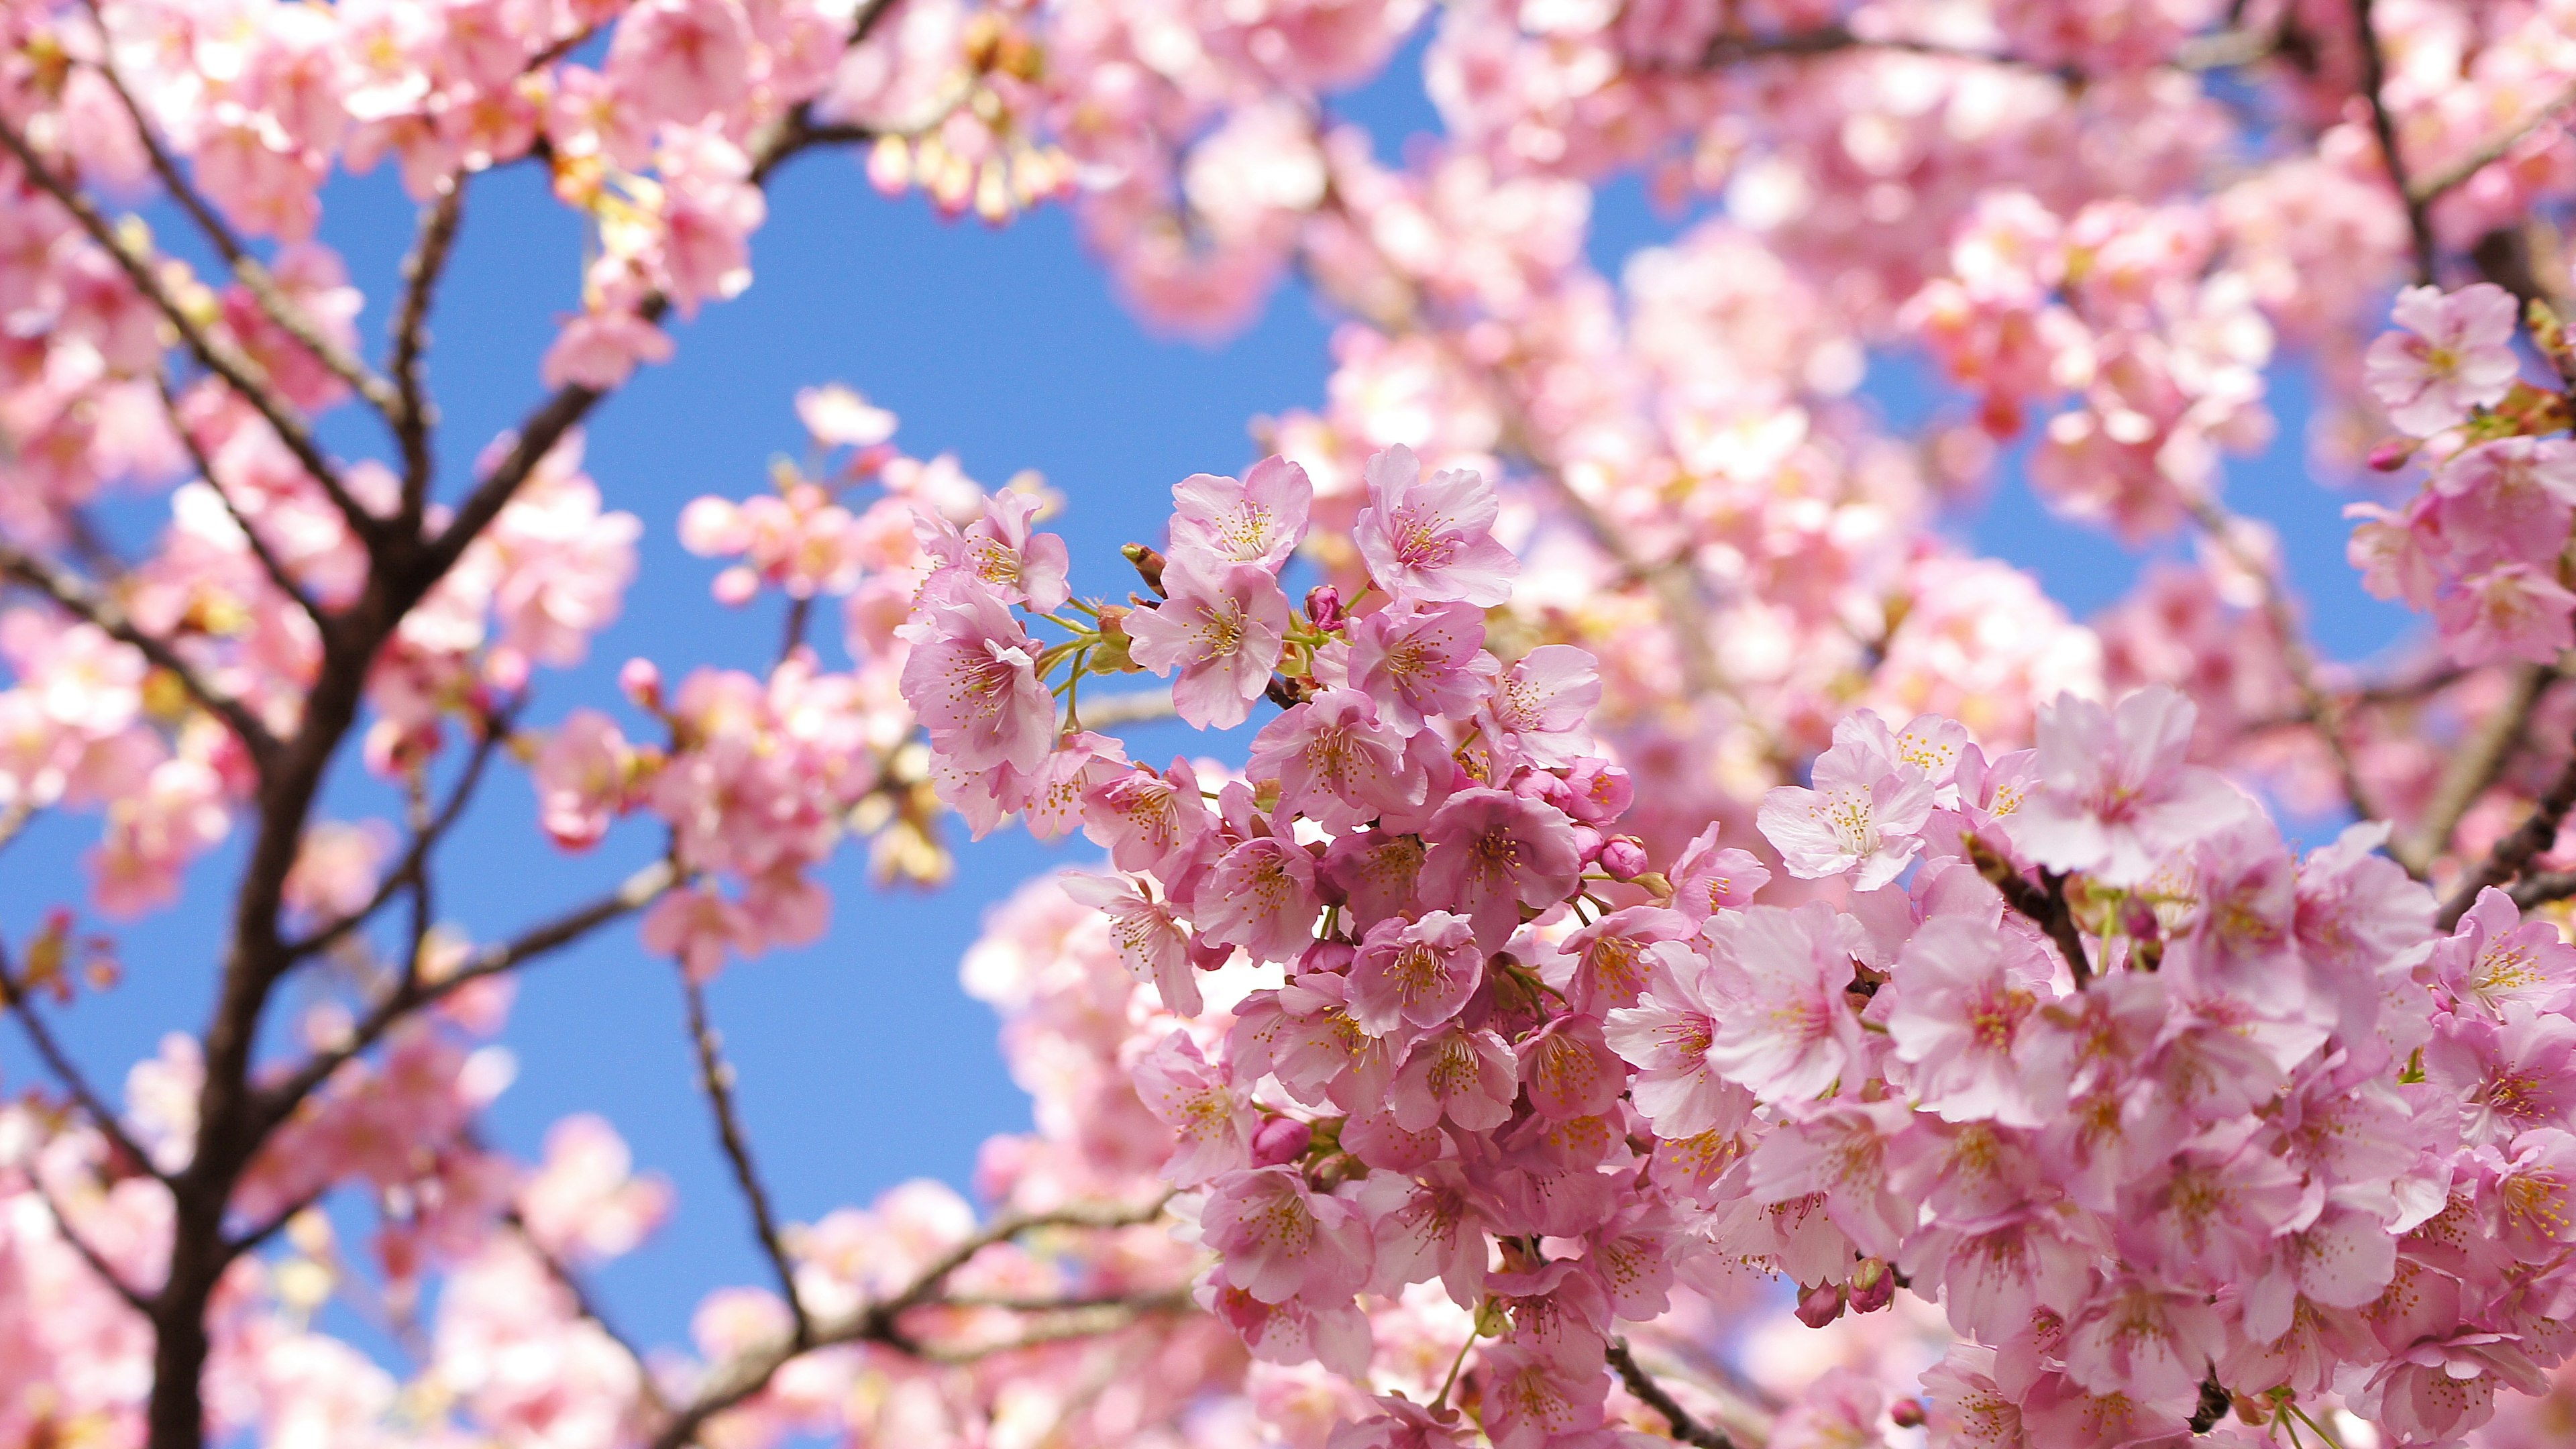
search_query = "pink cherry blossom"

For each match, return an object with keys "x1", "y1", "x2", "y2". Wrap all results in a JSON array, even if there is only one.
[
  {"x1": 1352, "y1": 445, "x2": 1519, "y2": 607},
  {"x1": 2010, "y1": 686, "x2": 2247, "y2": 885},
  {"x1": 1419, "y1": 788, "x2": 1583, "y2": 949},
  {"x1": 1704, "y1": 902, "x2": 1874, "y2": 1104},
  {"x1": 1169, "y1": 455, "x2": 1313, "y2": 571},
  {"x1": 2364, "y1": 284, "x2": 2522, "y2": 437},
  {"x1": 1346, "y1": 910, "x2": 1481, "y2": 1035},
  {"x1": 1759, "y1": 710, "x2": 1939, "y2": 890},
  {"x1": 1123, "y1": 551, "x2": 1292, "y2": 730}
]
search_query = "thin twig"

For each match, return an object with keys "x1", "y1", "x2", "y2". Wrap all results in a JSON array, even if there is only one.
[
  {"x1": 1964, "y1": 836, "x2": 2092, "y2": 985},
  {"x1": 680, "y1": 969, "x2": 813, "y2": 1342},
  {"x1": 28, "y1": 1171, "x2": 156, "y2": 1315},
  {"x1": 2410, "y1": 79, "x2": 2576, "y2": 205},
  {"x1": 0, "y1": 540, "x2": 281, "y2": 769},
  {"x1": 255, "y1": 859, "x2": 678, "y2": 1132},
  {"x1": 502, "y1": 1206, "x2": 676, "y2": 1419},
  {"x1": 390, "y1": 180, "x2": 468, "y2": 521},
  {"x1": 74, "y1": 15, "x2": 398, "y2": 417},
  {"x1": 2437, "y1": 731, "x2": 2576, "y2": 930},
  {"x1": 2352, "y1": 0, "x2": 2437, "y2": 283},
  {"x1": 2396, "y1": 665, "x2": 2548, "y2": 877},
  {"x1": 0, "y1": 942, "x2": 167, "y2": 1181},
  {"x1": 219, "y1": 1185, "x2": 325, "y2": 1265},
  {"x1": 648, "y1": 1194, "x2": 1177, "y2": 1449},
  {"x1": 285, "y1": 704, "x2": 517, "y2": 961},
  {"x1": 2184, "y1": 496, "x2": 2381, "y2": 827},
  {"x1": 1608, "y1": 1338, "x2": 1737, "y2": 1449},
  {"x1": 1078, "y1": 688, "x2": 1180, "y2": 729},
  {"x1": 155, "y1": 372, "x2": 327, "y2": 631},
  {"x1": 0, "y1": 114, "x2": 377, "y2": 541},
  {"x1": 914, "y1": 1293, "x2": 1195, "y2": 1363}
]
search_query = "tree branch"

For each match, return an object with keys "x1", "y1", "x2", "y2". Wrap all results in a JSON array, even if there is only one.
[
  {"x1": 679, "y1": 968, "x2": 813, "y2": 1343},
  {"x1": 75, "y1": 19, "x2": 399, "y2": 417},
  {"x1": 1964, "y1": 835, "x2": 2092, "y2": 985},
  {"x1": 2184, "y1": 495, "x2": 2381, "y2": 828},
  {"x1": 28, "y1": 1169, "x2": 157, "y2": 1316},
  {"x1": 0, "y1": 114, "x2": 378, "y2": 543},
  {"x1": 1609, "y1": 1338, "x2": 1737, "y2": 1449},
  {"x1": 255, "y1": 859, "x2": 677, "y2": 1134},
  {"x1": 156, "y1": 373, "x2": 328, "y2": 631},
  {"x1": 647, "y1": 1194, "x2": 1177, "y2": 1449},
  {"x1": 2438, "y1": 726, "x2": 2576, "y2": 930},
  {"x1": 285, "y1": 703, "x2": 516, "y2": 961},
  {"x1": 2508, "y1": 869, "x2": 2576, "y2": 910},
  {"x1": 0, "y1": 942, "x2": 166, "y2": 1182},
  {"x1": 2396, "y1": 665, "x2": 2549, "y2": 877},
  {"x1": 2351, "y1": 0, "x2": 2436, "y2": 283},
  {"x1": 0, "y1": 540, "x2": 282, "y2": 769},
  {"x1": 390, "y1": 180, "x2": 468, "y2": 522},
  {"x1": 914, "y1": 1291, "x2": 1195, "y2": 1363},
  {"x1": 2410, "y1": 79, "x2": 2576, "y2": 206}
]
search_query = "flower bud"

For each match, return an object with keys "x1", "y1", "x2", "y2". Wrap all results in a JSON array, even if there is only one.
[
  {"x1": 620, "y1": 658, "x2": 663, "y2": 709},
  {"x1": 1249, "y1": 1116, "x2": 1313, "y2": 1167},
  {"x1": 2367, "y1": 436, "x2": 2417, "y2": 472},
  {"x1": 1304, "y1": 584, "x2": 1345, "y2": 633},
  {"x1": 1794, "y1": 1280, "x2": 1846, "y2": 1329},
  {"x1": 1122, "y1": 543, "x2": 1168, "y2": 597},
  {"x1": 1890, "y1": 1399, "x2": 1927, "y2": 1429},
  {"x1": 1847, "y1": 1258, "x2": 1895, "y2": 1314},
  {"x1": 1598, "y1": 837, "x2": 1650, "y2": 879}
]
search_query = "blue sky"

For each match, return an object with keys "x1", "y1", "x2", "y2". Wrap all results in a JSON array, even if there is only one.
[{"x1": 0, "y1": 56, "x2": 2416, "y2": 1368}]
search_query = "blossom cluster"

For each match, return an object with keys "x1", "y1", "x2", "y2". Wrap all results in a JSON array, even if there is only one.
[{"x1": 898, "y1": 453, "x2": 2576, "y2": 1449}]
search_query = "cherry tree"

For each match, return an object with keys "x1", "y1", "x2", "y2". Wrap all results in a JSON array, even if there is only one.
[{"x1": 9, "y1": 0, "x2": 2576, "y2": 1445}]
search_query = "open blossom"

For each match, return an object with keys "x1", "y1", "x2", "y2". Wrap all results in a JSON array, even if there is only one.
[
  {"x1": 2433, "y1": 561, "x2": 2576, "y2": 665},
  {"x1": 2010, "y1": 686, "x2": 2246, "y2": 885},
  {"x1": 1758, "y1": 710, "x2": 1937, "y2": 890},
  {"x1": 1340, "y1": 602, "x2": 1488, "y2": 733},
  {"x1": 1352, "y1": 445, "x2": 1519, "y2": 606},
  {"x1": 1882, "y1": 914, "x2": 2064, "y2": 1126},
  {"x1": 1346, "y1": 910, "x2": 1481, "y2": 1034},
  {"x1": 1124, "y1": 551, "x2": 1291, "y2": 729},
  {"x1": 1705, "y1": 902, "x2": 1872, "y2": 1104},
  {"x1": 1388, "y1": 1024, "x2": 1518, "y2": 1132},
  {"x1": 1063, "y1": 871, "x2": 1201, "y2": 1016},
  {"x1": 1246, "y1": 688, "x2": 1425, "y2": 830},
  {"x1": 2426, "y1": 1006, "x2": 2576, "y2": 1146},
  {"x1": 898, "y1": 572, "x2": 1055, "y2": 775},
  {"x1": 1196, "y1": 835, "x2": 1323, "y2": 963},
  {"x1": 1479, "y1": 645, "x2": 1599, "y2": 767},
  {"x1": 2363, "y1": 283, "x2": 2521, "y2": 437},
  {"x1": 1169, "y1": 455, "x2": 1312, "y2": 570},
  {"x1": 2429, "y1": 888, "x2": 2576, "y2": 1019},
  {"x1": 530, "y1": 709, "x2": 634, "y2": 851},
  {"x1": 927, "y1": 490, "x2": 1071, "y2": 614},
  {"x1": 1419, "y1": 788, "x2": 1584, "y2": 949},
  {"x1": 1605, "y1": 955, "x2": 1752, "y2": 1138},
  {"x1": 1132, "y1": 1032, "x2": 1254, "y2": 1184},
  {"x1": 1200, "y1": 1165, "x2": 1372, "y2": 1303}
]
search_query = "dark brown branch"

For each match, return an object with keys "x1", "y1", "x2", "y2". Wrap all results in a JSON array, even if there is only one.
[
  {"x1": 2508, "y1": 869, "x2": 2576, "y2": 910},
  {"x1": 0, "y1": 541, "x2": 281, "y2": 769},
  {"x1": 255, "y1": 860, "x2": 677, "y2": 1134},
  {"x1": 1964, "y1": 836, "x2": 2092, "y2": 985},
  {"x1": 2438, "y1": 731, "x2": 2576, "y2": 930},
  {"x1": 1609, "y1": 1338, "x2": 1737, "y2": 1449},
  {"x1": 390, "y1": 180, "x2": 468, "y2": 521},
  {"x1": 74, "y1": 20, "x2": 398, "y2": 417},
  {"x1": 0, "y1": 115, "x2": 378, "y2": 543},
  {"x1": 0, "y1": 943, "x2": 166, "y2": 1182},
  {"x1": 29, "y1": 1171, "x2": 156, "y2": 1315},
  {"x1": 2351, "y1": 0, "x2": 2436, "y2": 284},
  {"x1": 648, "y1": 1195, "x2": 1176, "y2": 1449},
  {"x1": 155, "y1": 373, "x2": 327, "y2": 631},
  {"x1": 680, "y1": 969, "x2": 813, "y2": 1343},
  {"x1": 285, "y1": 704, "x2": 516, "y2": 961}
]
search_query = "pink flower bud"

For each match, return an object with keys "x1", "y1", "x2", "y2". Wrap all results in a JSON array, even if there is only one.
[
  {"x1": 1847, "y1": 1258, "x2": 1895, "y2": 1314},
  {"x1": 1598, "y1": 837, "x2": 1650, "y2": 879},
  {"x1": 1304, "y1": 584, "x2": 1344, "y2": 633},
  {"x1": 2367, "y1": 436, "x2": 2417, "y2": 472},
  {"x1": 1890, "y1": 1399, "x2": 1927, "y2": 1429},
  {"x1": 1795, "y1": 1280, "x2": 1846, "y2": 1329},
  {"x1": 620, "y1": 658, "x2": 663, "y2": 709},
  {"x1": 1248, "y1": 1116, "x2": 1312, "y2": 1167},
  {"x1": 1570, "y1": 824, "x2": 1605, "y2": 863}
]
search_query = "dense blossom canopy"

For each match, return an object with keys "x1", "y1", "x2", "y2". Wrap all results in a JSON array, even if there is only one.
[{"x1": 10, "y1": 0, "x2": 2576, "y2": 1446}]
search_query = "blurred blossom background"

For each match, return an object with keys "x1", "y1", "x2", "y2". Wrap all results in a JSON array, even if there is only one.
[{"x1": 0, "y1": 42, "x2": 2412, "y2": 1363}]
